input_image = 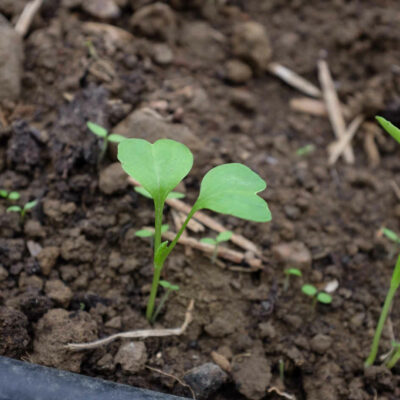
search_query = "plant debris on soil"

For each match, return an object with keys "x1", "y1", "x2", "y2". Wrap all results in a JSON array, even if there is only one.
[{"x1": 1, "y1": 1, "x2": 400, "y2": 399}]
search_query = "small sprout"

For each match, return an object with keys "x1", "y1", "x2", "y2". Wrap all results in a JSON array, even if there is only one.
[
  {"x1": 376, "y1": 116, "x2": 400, "y2": 144},
  {"x1": 87, "y1": 121, "x2": 126, "y2": 164},
  {"x1": 134, "y1": 186, "x2": 185, "y2": 200},
  {"x1": 381, "y1": 227, "x2": 400, "y2": 244},
  {"x1": 200, "y1": 231, "x2": 233, "y2": 263},
  {"x1": 283, "y1": 268, "x2": 302, "y2": 291},
  {"x1": 7, "y1": 200, "x2": 38, "y2": 221},
  {"x1": 296, "y1": 144, "x2": 315, "y2": 157},
  {"x1": 151, "y1": 280, "x2": 180, "y2": 323},
  {"x1": 135, "y1": 225, "x2": 169, "y2": 249},
  {"x1": 301, "y1": 284, "x2": 332, "y2": 308},
  {"x1": 365, "y1": 254, "x2": 400, "y2": 367},
  {"x1": 0, "y1": 190, "x2": 21, "y2": 201},
  {"x1": 279, "y1": 359, "x2": 285, "y2": 385},
  {"x1": 118, "y1": 138, "x2": 271, "y2": 321},
  {"x1": 386, "y1": 341, "x2": 400, "y2": 369}
]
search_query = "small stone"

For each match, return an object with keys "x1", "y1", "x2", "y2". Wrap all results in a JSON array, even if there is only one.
[
  {"x1": 230, "y1": 89, "x2": 256, "y2": 113},
  {"x1": 0, "y1": 265, "x2": 8, "y2": 281},
  {"x1": 99, "y1": 162, "x2": 128, "y2": 195},
  {"x1": 18, "y1": 273, "x2": 43, "y2": 290},
  {"x1": 225, "y1": 59, "x2": 252, "y2": 84},
  {"x1": 152, "y1": 43, "x2": 173, "y2": 65},
  {"x1": 82, "y1": 0, "x2": 120, "y2": 19},
  {"x1": 211, "y1": 351, "x2": 231, "y2": 372},
  {"x1": 120, "y1": 256, "x2": 139, "y2": 274},
  {"x1": 105, "y1": 316, "x2": 122, "y2": 329},
  {"x1": 232, "y1": 352, "x2": 271, "y2": 400},
  {"x1": 231, "y1": 21, "x2": 272, "y2": 72},
  {"x1": 96, "y1": 353, "x2": 114, "y2": 371},
  {"x1": 24, "y1": 220, "x2": 46, "y2": 238},
  {"x1": 0, "y1": 20, "x2": 23, "y2": 101},
  {"x1": 205, "y1": 313, "x2": 236, "y2": 337},
  {"x1": 37, "y1": 247, "x2": 60, "y2": 276},
  {"x1": 130, "y1": 2, "x2": 176, "y2": 42},
  {"x1": 272, "y1": 241, "x2": 312, "y2": 269},
  {"x1": 184, "y1": 363, "x2": 228, "y2": 399},
  {"x1": 310, "y1": 334, "x2": 333, "y2": 354},
  {"x1": 45, "y1": 280, "x2": 73, "y2": 307},
  {"x1": 114, "y1": 341, "x2": 147, "y2": 373}
]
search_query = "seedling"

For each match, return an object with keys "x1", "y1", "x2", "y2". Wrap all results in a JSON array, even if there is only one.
[
  {"x1": 7, "y1": 200, "x2": 38, "y2": 220},
  {"x1": 87, "y1": 122, "x2": 125, "y2": 163},
  {"x1": 118, "y1": 138, "x2": 271, "y2": 321},
  {"x1": 135, "y1": 224, "x2": 169, "y2": 249},
  {"x1": 296, "y1": 144, "x2": 315, "y2": 157},
  {"x1": 376, "y1": 116, "x2": 400, "y2": 144},
  {"x1": 0, "y1": 190, "x2": 20, "y2": 201},
  {"x1": 301, "y1": 284, "x2": 332, "y2": 308},
  {"x1": 365, "y1": 255, "x2": 400, "y2": 367},
  {"x1": 200, "y1": 231, "x2": 233, "y2": 263},
  {"x1": 151, "y1": 280, "x2": 180, "y2": 323},
  {"x1": 135, "y1": 186, "x2": 185, "y2": 200},
  {"x1": 380, "y1": 227, "x2": 400, "y2": 244},
  {"x1": 386, "y1": 341, "x2": 400, "y2": 369},
  {"x1": 283, "y1": 268, "x2": 302, "y2": 291}
]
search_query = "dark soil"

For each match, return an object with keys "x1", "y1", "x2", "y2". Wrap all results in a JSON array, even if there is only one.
[{"x1": 1, "y1": 1, "x2": 400, "y2": 399}]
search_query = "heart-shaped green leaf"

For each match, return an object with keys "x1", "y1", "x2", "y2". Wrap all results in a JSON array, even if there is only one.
[
  {"x1": 193, "y1": 163, "x2": 271, "y2": 222},
  {"x1": 118, "y1": 139, "x2": 193, "y2": 206},
  {"x1": 376, "y1": 116, "x2": 400, "y2": 144},
  {"x1": 216, "y1": 231, "x2": 233, "y2": 243}
]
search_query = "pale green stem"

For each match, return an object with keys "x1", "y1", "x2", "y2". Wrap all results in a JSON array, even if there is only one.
[
  {"x1": 365, "y1": 287, "x2": 397, "y2": 367},
  {"x1": 151, "y1": 289, "x2": 171, "y2": 324},
  {"x1": 283, "y1": 275, "x2": 289, "y2": 291},
  {"x1": 98, "y1": 138, "x2": 108, "y2": 164},
  {"x1": 386, "y1": 347, "x2": 400, "y2": 369},
  {"x1": 211, "y1": 243, "x2": 219, "y2": 264},
  {"x1": 146, "y1": 202, "x2": 164, "y2": 321}
]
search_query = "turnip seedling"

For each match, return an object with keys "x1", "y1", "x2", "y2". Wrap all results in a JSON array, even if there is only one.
[
  {"x1": 151, "y1": 280, "x2": 180, "y2": 323},
  {"x1": 200, "y1": 231, "x2": 233, "y2": 263},
  {"x1": 87, "y1": 122, "x2": 125, "y2": 163},
  {"x1": 7, "y1": 200, "x2": 38, "y2": 221},
  {"x1": 283, "y1": 268, "x2": 302, "y2": 291},
  {"x1": 118, "y1": 138, "x2": 271, "y2": 321},
  {"x1": 301, "y1": 284, "x2": 332, "y2": 308},
  {"x1": 365, "y1": 255, "x2": 400, "y2": 367},
  {"x1": 0, "y1": 190, "x2": 20, "y2": 201}
]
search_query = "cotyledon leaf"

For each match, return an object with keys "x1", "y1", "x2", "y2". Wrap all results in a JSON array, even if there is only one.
[
  {"x1": 376, "y1": 116, "x2": 400, "y2": 144},
  {"x1": 87, "y1": 121, "x2": 108, "y2": 138},
  {"x1": 192, "y1": 163, "x2": 271, "y2": 222},
  {"x1": 118, "y1": 139, "x2": 193, "y2": 206}
]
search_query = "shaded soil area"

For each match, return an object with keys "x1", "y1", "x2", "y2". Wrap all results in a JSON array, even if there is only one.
[{"x1": 1, "y1": 1, "x2": 400, "y2": 399}]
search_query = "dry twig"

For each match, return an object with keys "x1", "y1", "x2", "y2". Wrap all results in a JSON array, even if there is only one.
[
  {"x1": 146, "y1": 366, "x2": 196, "y2": 399},
  {"x1": 289, "y1": 97, "x2": 351, "y2": 119},
  {"x1": 318, "y1": 59, "x2": 354, "y2": 163},
  {"x1": 267, "y1": 62, "x2": 322, "y2": 98},
  {"x1": 15, "y1": 0, "x2": 43, "y2": 36},
  {"x1": 66, "y1": 300, "x2": 194, "y2": 351},
  {"x1": 267, "y1": 387, "x2": 296, "y2": 400},
  {"x1": 328, "y1": 114, "x2": 365, "y2": 165},
  {"x1": 363, "y1": 122, "x2": 381, "y2": 167}
]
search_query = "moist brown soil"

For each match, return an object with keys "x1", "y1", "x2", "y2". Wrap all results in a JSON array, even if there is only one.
[{"x1": 1, "y1": 1, "x2": 400, "y2": 399}]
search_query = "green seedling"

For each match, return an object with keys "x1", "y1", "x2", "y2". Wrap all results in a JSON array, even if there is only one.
[
  {"x1": 365, "y1": 255, "x2": 400, "y2": 367},
  {"x1": 118, "y1": 138, "x2": 271, "y2": 321},
  {"x1": 135, "y1": 224, "x2": 169, "y2": 238},
  {"x1": 151, "y1": 280, "x2": 180, "y2": 323},
  {"x1": 296, "y1": 144, "x2": 315, "y2": 157},
  {"x1": 0, "y1": 190, "x2": 20, "y2": 201},
  {"x1": 381, "y1": 227, "x2": 400, "y2": 244},
  {"x1": 279, "y1": 359, "x2": 285, "y2": 385},
  {"x1": 135, "y1": 186, "x2": 185, "y2": 200},
  {"x1": 283, "y1": 268, "x2": 302, "y2": 291},
  {"x1": 87, "y1": 122, "x2": 125, "y2": 163},
  {"x1": 7, "y1": 200, "x2": 38, "y2": 220},
  {"x1": 200, "y1": 231, "x2": 233, "y2": 263},
  {"x1": 376, "y1": 116, "x2": 400, "y2": 144},
  {"x1": 301, "y1": 284, "x2": 332, "y2": 308}
]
